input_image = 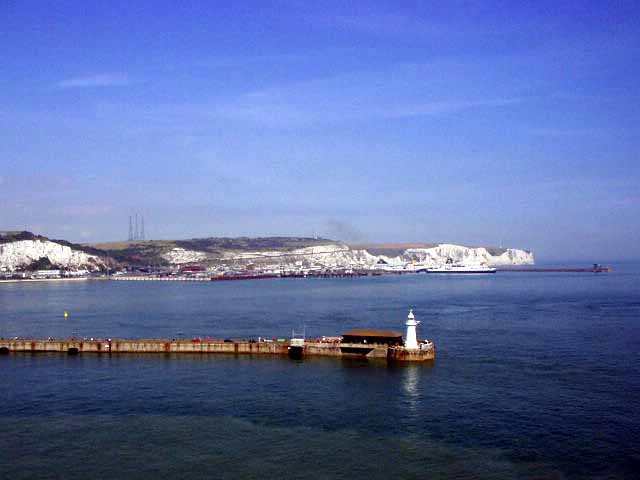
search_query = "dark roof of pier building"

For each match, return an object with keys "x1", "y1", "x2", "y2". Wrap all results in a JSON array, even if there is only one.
[
  {"x1": 342, "y1": 329, "x2": 402, "y2": 338},
  {"x1": 341, "y1": 329, "x2": 403, "y2": 346}
]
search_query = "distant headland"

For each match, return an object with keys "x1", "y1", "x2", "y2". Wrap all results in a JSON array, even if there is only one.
[{"x1": 0, "y1": 230, "x2": 533, "y2": 279}]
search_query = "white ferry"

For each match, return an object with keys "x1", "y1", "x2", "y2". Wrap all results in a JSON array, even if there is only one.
[{"x1": 424, "y1": 259, "x2": 496, "y2": 274}]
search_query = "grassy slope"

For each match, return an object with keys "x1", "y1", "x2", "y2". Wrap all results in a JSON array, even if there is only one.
[{"x1": 90, "y1": 237, "x2": 338, "y2": 266}]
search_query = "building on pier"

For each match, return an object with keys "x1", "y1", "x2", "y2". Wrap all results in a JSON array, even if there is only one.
[{"x1": 341, "y1": 329, "x2": 403, "y2": 346}]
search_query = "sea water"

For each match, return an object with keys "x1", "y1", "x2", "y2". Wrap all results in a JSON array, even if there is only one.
[{"x1": 1, "y1": 268, "x2": 639, "y2": 479}]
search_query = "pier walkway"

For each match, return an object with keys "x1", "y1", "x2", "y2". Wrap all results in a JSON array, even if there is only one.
[{"x1": 0, "y1": 337, "x2": 435, "y2": 362}]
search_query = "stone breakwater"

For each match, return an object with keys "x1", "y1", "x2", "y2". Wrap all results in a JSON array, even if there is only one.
[{"x1": 0, "y1": 338, "x2": 435, "y2": 362}]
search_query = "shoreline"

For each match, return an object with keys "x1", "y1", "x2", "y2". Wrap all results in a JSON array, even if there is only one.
[
  {"x1": 0, "y1": 264, "x2": 612, "y2": 285},
  {"x1": 0, "y1": 277, "x2": 96, "y2": 284}
]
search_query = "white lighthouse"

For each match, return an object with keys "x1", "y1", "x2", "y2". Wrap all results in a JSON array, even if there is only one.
[{"x1": 405, "y1": 309, "x2": 420, "y2": 350}]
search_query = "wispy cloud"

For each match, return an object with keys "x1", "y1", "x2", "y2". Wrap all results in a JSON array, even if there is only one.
[
  {"x1": 328, "y1": 13, "x2": 450, "y2": 38},
  {"x1": 196, "y1": 53, "x2": 308, "y2": 69},
  {"x1": 208, "y1": 95, "x2": 521, "y2": 128},
  {"x1": 57, "y1": 73, "x2": 131, "y2": 88},
  {"x1": 385, "y1": 98, "x2": 522, "y2": 118},
  {"x1": 53, "y1": 205, "x2": 113, "y2": 216},
  {"x1": 614, "y1": 196, "x2": 640, "y2": 207},
  {"x1": 527, "y1": 127, "x2": 604, "y2": 137},
  {"x1": 208, "y1": 63, "x2": 524, "y2": 127}
]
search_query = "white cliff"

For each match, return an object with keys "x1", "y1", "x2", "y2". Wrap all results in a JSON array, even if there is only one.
[
  {"x1": 209, "y1": 243, "x2": 533, "y2": 271},
  {"x1": 0, "y1": 236, "x2": 533, "y2": 274},
  {"x1": 403, "y1": 244, "x2": 534, "y2": 267},
  {"x1": 162, "y1": 247, "x2": 208, "y2": 264},
  {"x1": 219, "y1": 244, "x2": 391, "y2": 270},
  {"x1": 0, "y1": 239, "x2": 107, "y2": 271},
  {"x1": 286, "y1": 244, "x2": 381, "y2": 268},
  {"x1": 485, "y1": 248, "x2": 535, "y2": 266}
]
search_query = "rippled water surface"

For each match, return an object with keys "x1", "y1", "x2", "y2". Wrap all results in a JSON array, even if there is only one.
[{"x1": 1, "y1": 268, "x2": 639, "y2": 479}]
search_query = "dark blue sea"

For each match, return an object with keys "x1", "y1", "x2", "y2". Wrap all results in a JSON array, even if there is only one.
[{"x1": 1, "y1": 267, "x2": 639, "y2": 479}]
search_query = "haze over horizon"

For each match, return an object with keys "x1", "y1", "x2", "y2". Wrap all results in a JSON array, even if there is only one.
[{"x1": 2, "y1": 1, "x2": 638, "y2": 261}]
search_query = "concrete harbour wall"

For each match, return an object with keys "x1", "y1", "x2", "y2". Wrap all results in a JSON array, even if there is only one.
[{"x1": 0, "y1": 338, "x2": 435, "y2": 361}]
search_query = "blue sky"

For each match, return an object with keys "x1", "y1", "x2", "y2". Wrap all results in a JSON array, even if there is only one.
[{"x1": 1, "y1": 0, "x2": 639, "y2": 260}]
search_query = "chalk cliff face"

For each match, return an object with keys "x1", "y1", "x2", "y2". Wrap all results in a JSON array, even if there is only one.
[
  {"x1": 189, "y1": 243, "x2": 534, "y2": 270},
  {"x1": 162, "y1": 247, "x2": 208, "y2": 264},
  {"x1": 0, "y1": 239, "x2": 107, "y2": 271},
  {"x1": 222, "y1": 244, "x2": 383, "y2": 268},
  {"x1": 402, "y1": 244, "x2": 534, "y2": 266},
  {"x1": 0, "y1": 233, "x2": 532, "y2": 273}
]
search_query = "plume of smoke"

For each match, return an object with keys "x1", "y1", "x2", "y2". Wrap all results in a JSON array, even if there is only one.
[{"x1": 324, "y1": 219, "x2": 367, "y2": 243}]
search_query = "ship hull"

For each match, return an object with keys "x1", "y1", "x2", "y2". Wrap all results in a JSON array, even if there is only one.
[{"x1": 425, "y1": 269, "x2": 496, "y2": 274}]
